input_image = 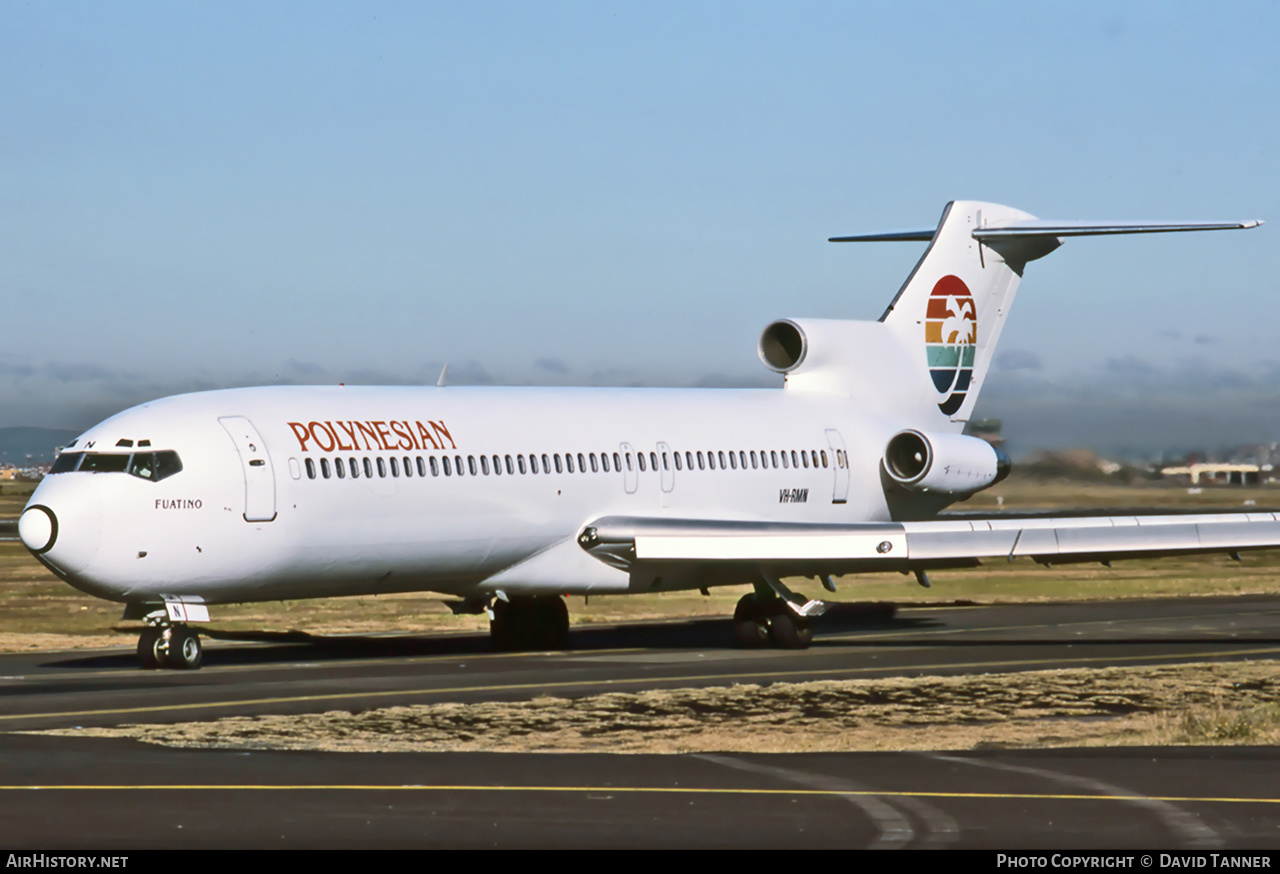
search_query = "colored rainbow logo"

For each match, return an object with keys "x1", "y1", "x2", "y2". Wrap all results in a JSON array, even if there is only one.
[{"x1": 924, "y1": 274, "x2": 976, "y2": 415}]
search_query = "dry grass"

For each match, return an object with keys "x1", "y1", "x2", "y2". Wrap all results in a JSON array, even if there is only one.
[{"x1": 42, "y1": 660, "x2": 1280, "y2": 753}]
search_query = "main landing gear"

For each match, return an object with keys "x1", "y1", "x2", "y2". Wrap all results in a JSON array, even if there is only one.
[
  {"x1": 733, "y1": 591, "x2": 815, "y2": 650},
  {"x1": 488, "y1": 594, "x2": 570, "y2": 652},
  {"x1": 136, "y1": 622, "x2": 203, "y2": 670}
]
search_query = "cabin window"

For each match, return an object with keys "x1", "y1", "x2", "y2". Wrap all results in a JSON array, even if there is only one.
[
  {"x1": 542, "y1": 453, "x2": 551, "y2": 474},
  {"x1": 707, "y1": 452, "x2": 716, "y2": 471},
  {"x1": 335, "y1": 458, "x2": 345, "y2": 479},
  {"x1": 480, "y1": 455, "x2": 490, "y2": 476},
  {"x1": 403, "y1": 456, "x2": 413, "y2": 477},
  {"x1": 685, "y1": 451, "x2": 693, "y2": 470},
  {"x1": 696, "y1": 451, "x2": 705, "y2": 470},
  {"x1": 442, "y1": 456, "x2": 452, "y2": 476},
  {"x1": 626, "y1": 453, "x2": 633, "y2": 471},
  {"x1": 673, "y1": 452, "x2": 682, "y2": 471},
  {"x1": 428, "y1": 456, "x2": 438, "y2": 476},
  {"x1": 567, "y1": 454, "x2": 576, "y2": 473},
  {"x1": 801, "y1": 451, "x2": 809, "y2": 469},
  {"x1": 662, "y1": 452, "x2": 669, "y2": 471},
  {"x1": 590, "y1": 453, "x2": 599, "y2": 473},
  {"x1": 729, "y1": 452, "x2": 738, "y2": 470},
  {"x1": 492, "y1": 454, "x2": 501, "y2": 475},
  {"x1": 613, "y1": 452, "x2": 621, "y2": 471},
  {"x1": 637, "y1": 453, "x2": 646, "y2": 472},
  {"x1": 505, "y1": 455, "x2": 514, "y2": 475},
  {"x1": 750, "y1": 451, "x2": 758, "y2": 469},
  {"x1": 529, "y1": 455, "x2": 538, "y2": 474},
  {"x1": 781, "y1": 451, "x2": 789, "y2": 469},
  {"x1": 554, "y1": 454, "x2": 563, "y2": 474},
  {"x1": 577, "y1": 452, "x2": 586, "y2": 473},
  {"x1": 305, "y1": 458, "x2": 316, "y2": 479},
  {"x1": 821, "y1": 450, "x2": 828, "y2": 468},
  {"x1": 389, "y1": 457, "x2": 399, "y2": 477},
  {"x1": 518, "y1": 455, "x2": 528, "y2": 474},
  {"x1": 601, "y1": 453, "x2": 610, "y2": 473},
  {"x1": 650, "y1": 451, "x2": 658, "y2": 471}
]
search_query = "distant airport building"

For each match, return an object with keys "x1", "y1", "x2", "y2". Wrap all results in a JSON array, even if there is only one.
[{"x1": 1160, "y1": 463, "x2": 1263, "y2": 485}]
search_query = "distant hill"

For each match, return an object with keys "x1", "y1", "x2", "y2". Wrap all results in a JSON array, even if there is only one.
[{"x1": 0, "y1": 427, "x2": 81, "y2": 466}]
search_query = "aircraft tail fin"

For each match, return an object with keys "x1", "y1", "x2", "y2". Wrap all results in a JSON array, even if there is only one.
[{"x1": 828, "y1": 202, "x2": 1261, "y2": 427}]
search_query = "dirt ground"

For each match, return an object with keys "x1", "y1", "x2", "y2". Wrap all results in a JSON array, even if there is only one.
[{"x1": 40, "y1": 660, "x2": 1280, "y2": 754}]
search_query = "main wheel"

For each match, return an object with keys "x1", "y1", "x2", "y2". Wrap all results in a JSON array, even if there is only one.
[
  {"x1": 733, "y1": 593, "x2": 770, "y2": 648},
  {"x1": 767, "y1": 610, "x2": 813, "y2": 650},
  {"x1": 534, "y1": 596, "x2": 570, "y2": 650},
  {"x1": 165, "y1": 627, "x2": 203, "y2": 669},
  {"x1": 136, "y1": 628, "x2": 164, "y2": 669}
]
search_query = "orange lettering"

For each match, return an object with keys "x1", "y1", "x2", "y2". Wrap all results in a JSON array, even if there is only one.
[
  {"x1": 429, "y1": 420, "x2": 456, "y2": 449},
  {"x1": 327, "y1": 421, "x2": 353, "y2": 451},
  {"x1": 416, "y1": 421, "x2": 439, "y2": 450},
  {"x1": 308, "y1": 421, "x2": 336, "y2": 452},
  {"x1": 287, "y1": 422, "x2": 312, "y2": 451},
  {"x1": 355, "y1": 421, "x2": 380, "y2": 451},
  {"x1": 335, "y1": 421, "x2": 359, "y2": 451},
  {"x1": 390, "y1": 421, "x2": 415, "y2": 450},
  {"x1": 371, "y1": 421, "x2": 394, "y2": 450}
]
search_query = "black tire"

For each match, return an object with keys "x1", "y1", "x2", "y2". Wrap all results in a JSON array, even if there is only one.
[
  {"x1": 489, "y1": 598, "x2": 527, "y2": 652},
  {"x1": 136, "y1": 628, "x2": 163, "y2": 669},
  {"x1": 165, "y1": 627, "x2": 203, "y2": 670},
  {"x1": 733, "y1": 617, "x2": 770, "y2": 648},
  {"x1": 768, "y1": 610, "x2": 813, "y2": 650},
  {"x1": 536, "y1": 596, "x2": 570, "y2": 650},
  {"x1": 734, "y1": 592, "x2": 764, "y2": 621}
]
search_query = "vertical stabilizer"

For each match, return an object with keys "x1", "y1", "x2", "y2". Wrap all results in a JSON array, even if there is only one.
[{"x1": 877, "y1": 201, "x2": 1036, "y2": 429}]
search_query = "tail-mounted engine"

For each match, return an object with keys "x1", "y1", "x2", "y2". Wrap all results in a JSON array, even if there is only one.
[{"x1": 884, "y1": 429, "x2": 1011, "y2": 495}]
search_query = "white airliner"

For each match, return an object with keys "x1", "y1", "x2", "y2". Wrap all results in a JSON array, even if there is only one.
[{"x1": 18, "y1": 201, "x2": 1271, "y2": 669}]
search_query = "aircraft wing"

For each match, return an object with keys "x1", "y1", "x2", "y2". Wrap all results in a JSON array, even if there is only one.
[{"x1": 578, "y1": 512, "x2": 1280, "y2": 578}]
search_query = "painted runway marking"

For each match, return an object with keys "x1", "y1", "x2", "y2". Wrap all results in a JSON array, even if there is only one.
[
  {"x1": 4, "y1": 645, "x2": 1280, "y2": 724},
  {"x1": 0, "y1": 784, "x2": 1276, "y2": 805}
]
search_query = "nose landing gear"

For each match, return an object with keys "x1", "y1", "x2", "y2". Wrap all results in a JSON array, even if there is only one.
[
  {"x1": 133, "y1": 602, "x2": 205, "y2": 670},
  {"x1": 136, "y1": 624, "x2": 203, "y2": 669}
]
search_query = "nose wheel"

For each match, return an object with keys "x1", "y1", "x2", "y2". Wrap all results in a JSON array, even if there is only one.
[{"x1": 136, "y1": 625, "x2": 203, "y2": 670}]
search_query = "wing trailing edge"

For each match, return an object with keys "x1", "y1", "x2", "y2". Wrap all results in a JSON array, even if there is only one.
[{"x1": 579, "y1": 512, "x2": 1280, "y2": 576}]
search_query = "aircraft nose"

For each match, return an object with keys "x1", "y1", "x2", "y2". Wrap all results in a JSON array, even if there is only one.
[{"x1": 20, "y1": 487, "x2": 103, "y2": 578}]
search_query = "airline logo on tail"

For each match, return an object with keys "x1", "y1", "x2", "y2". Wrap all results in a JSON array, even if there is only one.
[{"x1": 924, "y1": 274, "x2": 975, "y2": 415}]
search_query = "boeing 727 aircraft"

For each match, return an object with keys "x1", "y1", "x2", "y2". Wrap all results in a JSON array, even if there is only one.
[{"x1": 17, "y1": 201, "x2": 1271, "y2": 669}]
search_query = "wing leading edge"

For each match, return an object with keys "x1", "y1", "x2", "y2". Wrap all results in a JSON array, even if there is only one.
[{"x1": 579, "y1": 512, "x2": 1280, "y2": 577}]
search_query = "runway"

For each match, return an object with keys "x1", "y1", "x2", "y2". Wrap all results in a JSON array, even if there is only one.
[{"x1": 2, "y1": 595, "x2": 1279, "y2": 848}]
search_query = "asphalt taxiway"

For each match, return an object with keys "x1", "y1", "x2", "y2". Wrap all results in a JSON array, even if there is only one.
[{"x1": 2, "y1": 595, "x2": 1279, "y2": 848}]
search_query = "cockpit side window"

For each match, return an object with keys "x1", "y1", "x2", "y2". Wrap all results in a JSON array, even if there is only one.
[
  {"x1": 153, "y1": 451, "x2": 182, "y2": 481},
  {"x1": 129, "y1": 453, "x2": 157, "y2": 480},
  {"x1": 50, "y1": 452, "x2": 85, "y2": 473}
]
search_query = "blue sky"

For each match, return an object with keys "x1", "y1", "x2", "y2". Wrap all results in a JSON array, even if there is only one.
[{"x1": 3, "y1": 2, "x2": 1278, "y2": 455}]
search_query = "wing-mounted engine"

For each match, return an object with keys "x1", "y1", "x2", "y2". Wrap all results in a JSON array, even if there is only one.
[{"x1": 883, "y1": 428, "x2": 1010, "y2": 495}]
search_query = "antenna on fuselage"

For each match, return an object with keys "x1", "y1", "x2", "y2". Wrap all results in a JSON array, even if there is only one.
[{"x1": 436, "y1": 363, "x2": 449, "y2": 387}]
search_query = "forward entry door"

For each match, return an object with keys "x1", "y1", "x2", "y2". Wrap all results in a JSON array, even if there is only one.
[{"x1": 219, "y1": 416, "x2": 278, "y2": 522}]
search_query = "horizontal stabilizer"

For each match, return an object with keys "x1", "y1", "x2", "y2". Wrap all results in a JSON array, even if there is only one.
[
  {"x1": 830, "y1": 216, "x2": 1262, "y2": 244},
  {"x1": 829, "y1": 229, "x2": 936, "y2": 242},
  {"x1": 973, "y1": 219, "x2": 1262, "y2": 239}
]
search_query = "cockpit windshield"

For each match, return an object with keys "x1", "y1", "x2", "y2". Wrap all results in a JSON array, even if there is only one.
[{"x1": 48, "y1": 450, "x2": 183, "y2": 482}]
